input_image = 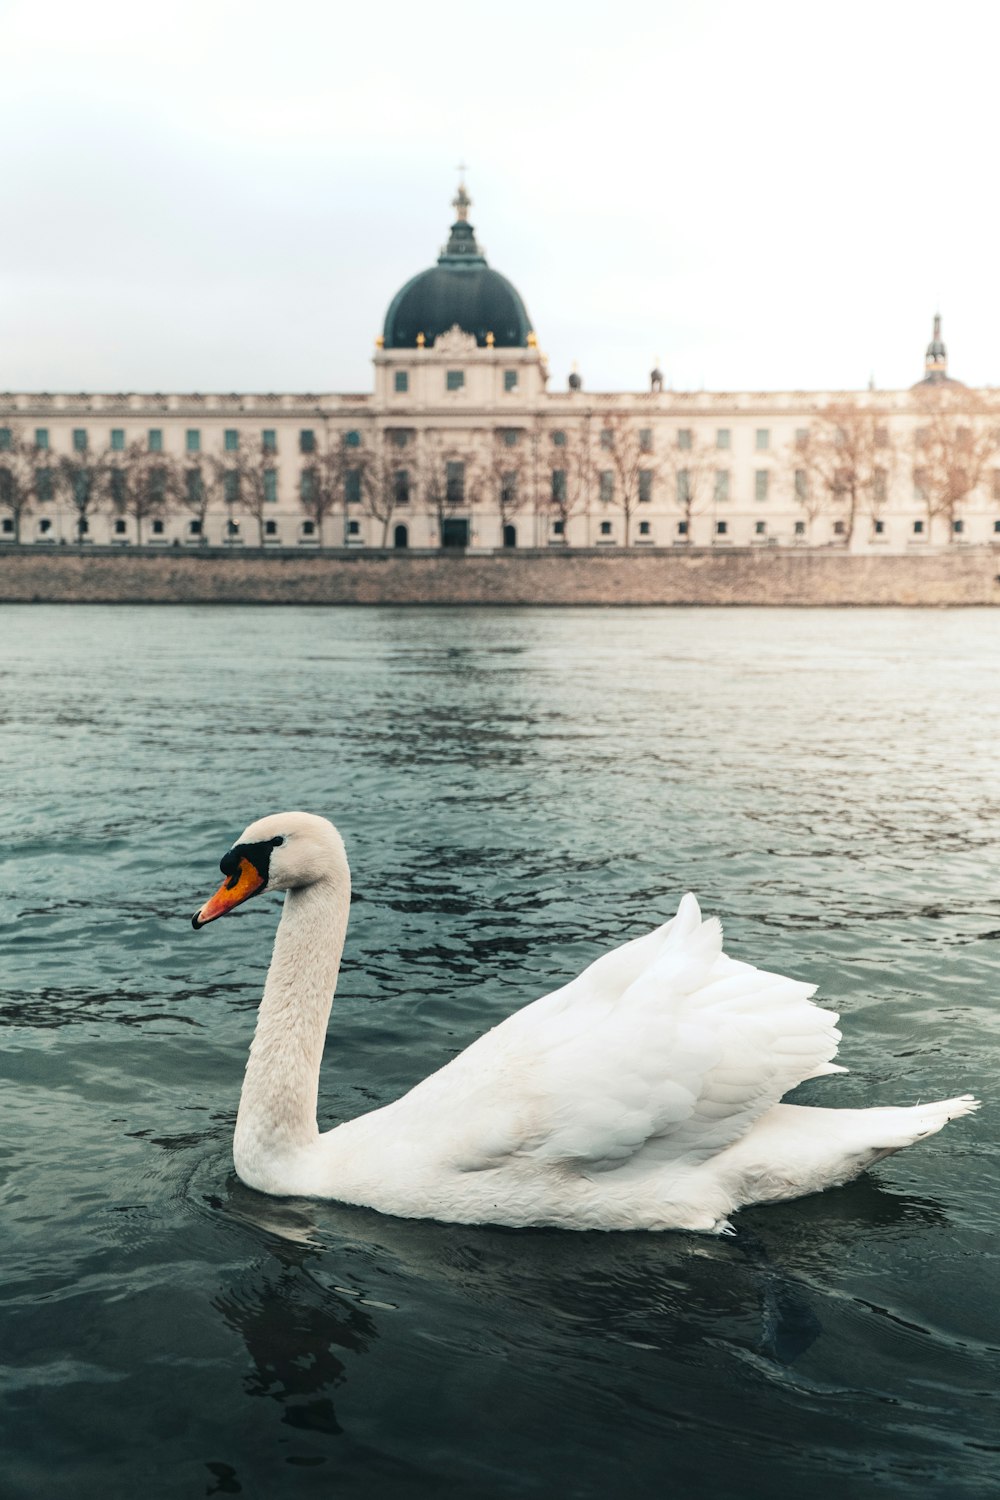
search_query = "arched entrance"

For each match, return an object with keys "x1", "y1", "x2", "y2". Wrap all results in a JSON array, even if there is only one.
[
  {"x1": 502, "y1": 523, "x2": 517, "y2": 549},
  {"x1": 393, "y1": 523, "x2": 408, "y2": 549}
]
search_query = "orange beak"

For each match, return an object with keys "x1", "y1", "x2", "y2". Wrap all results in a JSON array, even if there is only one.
[{"x1": 192, "y1": 856, "x2": 266, "y2": 928}]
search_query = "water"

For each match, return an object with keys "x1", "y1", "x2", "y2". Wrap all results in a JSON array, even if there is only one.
[{"x1": 1, "y1": 604, "x2": 998, "y2": 1500}]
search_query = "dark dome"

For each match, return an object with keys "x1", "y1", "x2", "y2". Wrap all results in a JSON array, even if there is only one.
[{"x1": 383, "y1": 190, "x2": 532, "y2": 350}]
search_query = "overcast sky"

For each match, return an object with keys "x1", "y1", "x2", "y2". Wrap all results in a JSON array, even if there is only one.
[{"x1": 3, "y1": 0, "x2": 999, "y2": 395}]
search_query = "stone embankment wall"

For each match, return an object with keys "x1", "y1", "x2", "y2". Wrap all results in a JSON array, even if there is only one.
[{"x1": 2, "y1": 547, "x2": 1000, "y2": 606}]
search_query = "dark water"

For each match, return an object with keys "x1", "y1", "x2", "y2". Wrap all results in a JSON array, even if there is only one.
[{"x1": 2, "y1": 604, "x2": 998, "y2": 1500}]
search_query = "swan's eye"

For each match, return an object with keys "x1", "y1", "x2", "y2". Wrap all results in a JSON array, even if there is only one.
[{"x1": 271, "y1": 836, "x2": 285, "y2": 848}]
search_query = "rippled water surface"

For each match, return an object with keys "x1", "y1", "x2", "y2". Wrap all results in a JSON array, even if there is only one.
[{"x1": 2, "y1": 604, "x2": 999, "y2": 1499}]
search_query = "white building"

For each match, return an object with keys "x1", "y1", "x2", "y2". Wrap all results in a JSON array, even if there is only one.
[{"x1": 1, "y1": 186, "x2": 996, "y2": 553}]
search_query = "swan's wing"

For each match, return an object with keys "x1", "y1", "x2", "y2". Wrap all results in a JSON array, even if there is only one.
[{"x1": 401, "y1": 895, "x2": 841, "y2": 1175}]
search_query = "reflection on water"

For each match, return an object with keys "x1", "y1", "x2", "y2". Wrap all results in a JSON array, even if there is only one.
[{"x1": 1, "y1": 605, "x2": 999, "y2": 1499}]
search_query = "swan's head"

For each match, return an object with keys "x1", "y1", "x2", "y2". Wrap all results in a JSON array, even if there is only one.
[{"x1": 192, "y1": 811, "x2": 347, "y2": 929}]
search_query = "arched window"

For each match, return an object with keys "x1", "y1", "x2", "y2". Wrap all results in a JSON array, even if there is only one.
[
  {"x1": 502, "y1": 523, "x2": 516, "y2": 549},
  {"x1": 394, "y1": 523, "x2": 409, "y2": 549}
]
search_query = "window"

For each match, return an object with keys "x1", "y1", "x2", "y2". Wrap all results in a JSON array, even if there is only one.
[
  {"x1": 394, "y1": 469, "x2": 410, "y2": 505},
  {"x1": 73, "y1": 429, "x2": 88, "y2": 452},
  {"x1": 502, "y1": 429, "x2": 518, "y2": 447},
  {"x1": 1, "y1": 519, "x2": 11, "y2": 533},
  {"x1": 833, "y1": 521, "x2": 845, "y2": 535},
  {"x1": 446, "y1": 370, "x2": 465, "y2": 391},
  {"x1": 874, "y1": 520, "x2": 885, "y2": 534},
  {"x1": 954, "y1": 519, "x2": 965, "y2": 534},
  {"x1": 347, "y1": 520, "x2": 360, "y2": 536},
  {"x1": 114, "y1": 519, "x2": 127, "y2": 535},
  {"x1": 551, "y1": 430, "x2": 566, "y2": 447},
  {"x1": 0, "y1": 429, "x2": 10, "y2": 450},
  {"x1": 0, "y1": 470, "x2": 10, "y2": 504},
  {"x1": 599, "y1": 429, "x2": 613, "y2": 449},
  {"x1": 148, "y1": 466, "x2": 167, "y2": 505},
  {"x1": 716, "y1": 521, "x2": 728, "y2": 535},
  {"x1": 755, "y1": 521, "x2": 767, "y2": 536},
  {"x1": 716, "y1": 429, "x2": 730, "y2": 450},
  {"x1": 994, "y1": 520, "x2": 1000, "y2": 533},
  {"x1": 599, "y1": 470, "x2": 614, "y2": 503},
  {"x1": 638, "y1": 521, "x2": 651, "y2": 536},
  {"x1": 186, "y1": 470, "x2": 203, "y2": 507},
  {"x1": 993, "y1": 470, "x2": 1000, "y2": 501},
  {"x1": 300, "y1": 429, "x2": 316, "y2": 453},
  {"x1": 639, "y1": 428, "x2": 653, "y2": 453},
  {"x1": 639, "y1": 470, "x2": 653, "y2": 503},
  {"x1": 110, "y1": 470, "x2": 127, "y2": 508},
  {"x1": 190, "y1": 521, "x2": 204, "y2": 536},
  {"x1": 873, "y1": 467, "x2": 888, "y2": 504},
  {"x1": 224, "y1": 429, "x2": 239, "y2": 451},
  {"x1": 755, "y1": 429, "x2": 770, "y2": 450},
  {"x1": 913, "y1": 469, "x2": 928, "y2": 502},
  {"x1": 504, "y1": 370, "x2": 518, "y2": 391},
  {"x1": 302, "y1": 520, "x2": 315, "y2": 536},
  {"x1": 552, "y1": 520, "x2": 564, "y2": 535},
  {"x1": 394, "y1": 371, "x2": 409, "y2": 393},
  {"x1": 264, "y1": 469, "x2": 278, "y2": 504},
  {"x1": 677, "y1": 429, "x2": 692, "y2": 450},
  {"x1": 794, "y1": 428, "x2": 808, "y2": 448},
  {"x1": 345, "y1": 468, "x2": 362, "y2": 504},
  {"x1": 223, "y1": 470, "x2": 240, "y2": 504},
  {"x1": 265, "y1": 520, "x2": 278, "y2": 537},
  {"x1": 39, "y1": 517, "x2": 53, "y2": 535},
  {"x1": 714, "y1": 469, "x2": 729, "y2": 503},
  {"x1": 227, "y1": 520, "x2": 240, "y2": 537},
  {"x1": 390, "y1": 429, "x2": 409, "y2": 447},
  {"x1": 676, "y1": 470, "x2": 691, "y2": 506},
  {"x1": 794, "y1": 520, "x2": 805, "y2": 535},
  {"x1": 501, "y1": 471, "x2": 518, "y2": 506},
  {"x1": 913, "y1": 520, "x2": 924, "y2": 534},
  {"x1": 35, "y1": 429, "x2": 48, "y2": 450},
  {"x1": 794, "y1": 469, "x2": 808, "y2": 501},
  {"x1": 446, "y1": 461, "x2": 465, "y2": 504},
  {"x1": 599, "y1": 521, "x2": 612, "y2": 536},
  {"x1": 299, "y1": 469, "x2": 316, "y2": 506},
  {"x1": 36, "y1": 468, "x2": 53, "y2": 502},
  {"x1": 344, "y1": 430, "x2": 361, "y2": 447},
  {"x1": 262, "y1": 430, "x2": 276, "y2": 453},
  {"x1": 110, "y1": 429, "x2": 125, "y2": 452},
  {"x1": 186, "y1": 429, "x2": 201, "y2": 453},
  {"x1": 151, "y1": 519, "x2": 164, "y2": 536},
  {"x1": 677, "y1": 521, "x2": 688, "y2": 535},
  {"x1": 148, "y1": 429, "x2": 163, "y2": 452},
  {"x1": 755, "y1": 470, "x2": 769, "y2": 502}
]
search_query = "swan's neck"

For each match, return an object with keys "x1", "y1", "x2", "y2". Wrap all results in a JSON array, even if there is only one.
[{"x1": 233, "y1": 875, "x2": 350, "y2": 1181}]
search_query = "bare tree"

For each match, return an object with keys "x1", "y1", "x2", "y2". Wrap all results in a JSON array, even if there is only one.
[
  {"x1": 56, "y1": 447, "x2": 109, "y2": 545},
  {"x1": 359, "y1": 430, "x2": 412, "y2": 546},
  {"x1": 411, "y1": 432, "x2": 482, "y2": 546},
  {"x1": 178, "y1": 455, "x2": 225, "y2": 542},
  {"x1": 301, "y1": 440, "x2": 354, "y2": 547},
  {"x1": 659, "y1": 426, "x2": 715, "y2": 541},
  {"x1": 911, "y1": 385, "x2": 997, "y2": 543},
  {"x1": 595, "y1": 411, "x2": 661, "y2": 545},
  {"x1": 215, "y1": 445, "x2": 280, "y2": 547},
  {"x1": 482, "y1": 427, "x2": 530, "y2": 543},
  {"x1": 104, "y1": 442, "x2": 179, "y2": 544},
  {"x1": 792, "y1": 400, "x2": 895, "y2": 546},
  {"x1": 0, "y1": 425, "x2": 49, "y2": 542},
  {"x1": 544, "y1": 419, "x2": 592, "y2": 544}
]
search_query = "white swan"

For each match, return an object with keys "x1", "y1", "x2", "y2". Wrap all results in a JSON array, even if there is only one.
[{"x1": 192, "y1": 811, "x2": 980, "y2": 1234}]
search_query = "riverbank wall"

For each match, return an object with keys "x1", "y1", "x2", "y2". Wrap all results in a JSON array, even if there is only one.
[{"x1": 3, "y1": 546, "x2": 1000, "y2": 606}]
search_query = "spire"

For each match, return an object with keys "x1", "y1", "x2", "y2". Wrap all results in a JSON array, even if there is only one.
[
  {"x1": 439, "y1": 170, "x2": 486, "y2": 264},
  {"x1": 925, "y1": 312, "x2": 947, "y2": 376}
]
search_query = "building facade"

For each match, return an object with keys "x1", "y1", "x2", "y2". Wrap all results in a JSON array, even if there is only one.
[{"x1": 2, "y1": 187, "x2": 997, "y2": 553}]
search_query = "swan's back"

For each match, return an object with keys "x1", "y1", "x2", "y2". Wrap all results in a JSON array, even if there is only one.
[{"x1": 384, "y1": 895, "x2": 842, "y2": 1180}]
